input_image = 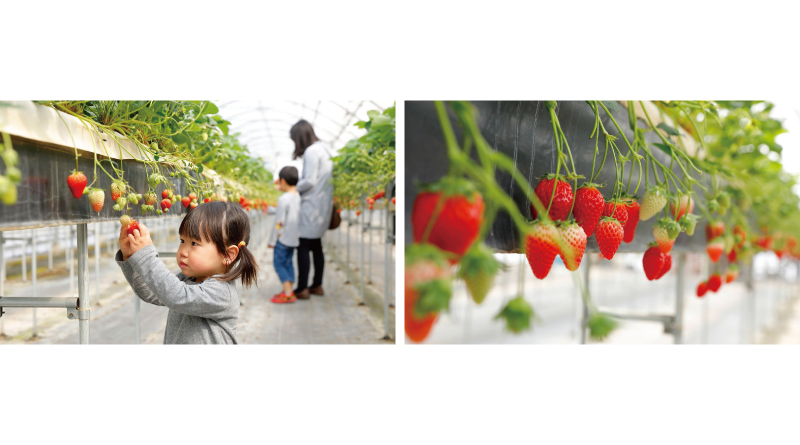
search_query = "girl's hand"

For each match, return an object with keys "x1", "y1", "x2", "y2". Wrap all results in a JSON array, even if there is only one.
[
  {"x1": 119, "y1": 225, "x2": 132, "y2": 261},
  {"x1": 127, "y1": 223, "x2": 154, "y2": 258}
]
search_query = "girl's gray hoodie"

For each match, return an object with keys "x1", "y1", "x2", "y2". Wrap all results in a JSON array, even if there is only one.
[{"x1": 116, "y1": 244, "x2": 239, "y2": 344}]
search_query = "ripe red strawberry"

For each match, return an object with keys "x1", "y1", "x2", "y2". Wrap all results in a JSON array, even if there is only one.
[
  {"x1": 67, "y1": 170, "x2": 87, "y2": 199},
  {"x1": 657, "y1": 253, "x2": 672, "y2": 280},
  {"x1": 642, "y1": 244, "x2": 666, "y2": 281},
  {"x1": 144, "y1": 191, "x2": 157, "y2": 205},
  {"x1": 125, "y1": 220, "x2": 140, "y2": 236},
  {"x1": 366, "y1": 197, "x2": 375, "y2": 205},
  {"x1": 557, "y1": 222, "x2": 587, "y2": 272},
  {"x1": 670, "y1": 194, "x2": 694, "y2": 220},
  {"x1": 392, "y1": 197, "x2": 396, "y2": 205},
  {"x1": 728, "y1": 248, "x2": 738, "y2": 263},
  {"x1": 162, "y1": 189, "x2": 173, "y2": 200},
  {"x1": 639, "y1": 187, "x2": 667, "y2": 221},
  {"x1": 356, "y1": 210, "x2": 362, "y2": 216},
  {"x1": 204, "y1": 198, "x2": 211, "y2": 203},
  {"x1": 188, "y1": 192, "x2": 197, "y2": 201},
  {"x1": 706, "y1": 221, "x2": 725, "y2": 242},
  {"x1": 595, "y1": 216, "x2": 624, "y2": 260},
  {"x1": 405, "y1": 245, "x2": 452, "y2": 343},
  {"x1": 572, "y1": 184, "x2": 604, "y2": 237},
  {"x1": 160, "y1": 199, "x2": 171, "y2": 212},
  {"x1": 412, "y1": 178, "x2": 484, "y2": 261},
  {"x1": 706, "y1": 239, "x2": 724, "y2": 263},
  {"x1": 621, "y1": 198, "x2": 640, "y2": 243},
  {"x1": 524, "y1": 222, "x2": 560, "y2": 279},
  {"x1": 181, "y1": 196, "x2": 191, "y2": 208},
  {"x1": 707, "y1": 274, "x2": 722, "y2": 293},
  {"x1": 603, "y1": 200, "x2": 629, "y2": 228},
  {"x1": 88, "y1": 189, "x2": 104, "y2": 212},
  {"x1": 120, "y1": 215, "x2": 132, "y2": 227},
  {"x1": 530, "y1": 174, "x2": 573, "y2": 221},
  {"x1": 696, "y1": 281, "x2": 708, "y2": 298}
]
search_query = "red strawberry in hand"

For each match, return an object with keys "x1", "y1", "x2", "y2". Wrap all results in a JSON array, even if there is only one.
[
  {"x1": 642, "y1": 244, "x2": 666, "y2": 281},
  {"x1": 525, "y1": 221, "x2": 560, "y2": 279},
  {"x1": 530, "y1": 174, "x2": 573, "y2": 222},
  {"x1": 595, "y1": 216, "x2": 624, "y2": 260},
  {"x1": 572, "y1": 184, "x2": 604, "y2": 237},
  {"x1": 412, "y1": 178, "x2": 484, "y2": 262},
  {"x1": 621, "y1": 197, "x2": 640, "y2": 243},
  {"x1": 557, "y1": 222, "x2": 587, "y2": 272},
  {"x1": 707, "y1": 274, "x2": 722, "y2": 293},
  {"x1": 657, "y1": 252, "x2": 672, "y2": 279},
  {"x1": 602, "y1": 200, "x2": 629, "y2": 228},
  {"x1": 696, "y1": 281, "x2": 708, "y2": 298},
  {"x1": 67, "y1": 170, "x2": 87, "y2": 199},
  {"x1": 125, "y1": 220, "x2": 140, "y2": 236}
]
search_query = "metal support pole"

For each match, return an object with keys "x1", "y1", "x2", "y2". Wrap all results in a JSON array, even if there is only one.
[
  {"x1": 580, "y1": 254, "x2": 591, "y2": 344},
  {"x1": 674, "y1": 253, "x2": 686, "y2": 344},
  {"x1": 383, "y1": 207, "x2": 391, "y2": 339},
  {"x1": 21, "y1": 235, "x2": 27, "y2": 282},
  {"x1": 345, "y1": 214, "x2": 351, "y2": 284},
  {"x1": 32, "y1": 231, "x2": 37, "y2": 338},
  {"x1": 95, "y1": 223, "x2": 100, "y2": 304},
  {"x1": 48, "y1": 227, "x2": 54, "y2": 271},
  {"x1": 0, "y1": 231, "x2": 5, "y2": 337},
  {"x1": 360, "y1": 209, "x2": 365, "y2": 304},
  {"x1": 368, "y1": 210, "x2": 373, "y2": 284},
  {"x1": 69, "y1": 226, "x2": 74, "y2": 293},
  {"x1": 77, "y1": 224, "x2": 89, "y2": 344}
]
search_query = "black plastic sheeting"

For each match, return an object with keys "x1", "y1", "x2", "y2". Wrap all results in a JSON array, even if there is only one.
[
  {"x1": 0, "y1": 135, "x2": 193, "y2": 230},
  {"x1": 405, "y1": 101, "x2": 707, "y2": 253}
]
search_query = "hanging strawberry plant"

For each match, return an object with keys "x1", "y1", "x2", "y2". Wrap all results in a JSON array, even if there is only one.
[{"x1": 407, "y1": 100, "x2": 800, "y2": 343}]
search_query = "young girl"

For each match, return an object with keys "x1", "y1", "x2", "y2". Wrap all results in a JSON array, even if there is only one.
[{"x1": 116, "y1": 201, "x2": 258, "y2": 344}]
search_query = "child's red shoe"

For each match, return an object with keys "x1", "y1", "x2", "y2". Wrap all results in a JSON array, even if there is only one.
[{"x1": 271, "y1": 292, "x2": 297, "y2": 304}]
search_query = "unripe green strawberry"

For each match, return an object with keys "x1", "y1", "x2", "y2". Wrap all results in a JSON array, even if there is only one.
[
  {"x1": 128, "y1": 193, "x2": 139, "y2": 205},
  {"x1": 679, "y1": 214, "x2": 700, "y2": 236},
  {"x1": 457, "y1": 244, "x2": 501, "y2": 304},
  {"x1": 116, "y1": 196, "x2": 127, "y2": 208},
  {"x1": 120, "y1": 215, "x2": 132, "y2": 227},
  {"x1": 88, "y1": 189, "x2": 104, "y2": 212},
  {"x1": 654, "y1": 218, "x2": 680, "y2": 253},
  {"x1": 495, "y1": 296, "x2": 534, "y2": 333},
  {"x1": 639, "y1": 187, "x2": 667, "y2": 221}
]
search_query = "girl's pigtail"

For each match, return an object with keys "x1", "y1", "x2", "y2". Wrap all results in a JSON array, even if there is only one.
[{"x1": 236, "y1": 244, "x2": 259, "y2": 288}]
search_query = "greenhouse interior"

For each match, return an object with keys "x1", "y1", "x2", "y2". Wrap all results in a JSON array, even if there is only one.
[
  {"x1": 405, "y1": 100, "x2": 800, "y2": 345},
  {"x1": 0, "y1": 100, "x2": 396, "y2": 344}
]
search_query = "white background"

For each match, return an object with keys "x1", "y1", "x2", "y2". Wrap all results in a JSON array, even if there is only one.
[{"x1": 3, "y1": 1, "x2": 800, "y2": 444}]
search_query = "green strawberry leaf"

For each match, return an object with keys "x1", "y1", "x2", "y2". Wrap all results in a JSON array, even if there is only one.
[{"x1": 657, "y1": 122, "x2": 680, "y2": 136}]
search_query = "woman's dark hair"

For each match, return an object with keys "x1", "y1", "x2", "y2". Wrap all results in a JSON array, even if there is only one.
[
  {"x1": 279, "y1": 166, "x2": 299, "y2": 186},
  {"x1": 290, "y1": 119, "x2": 319, "y2": 159},
  {"x1": 178, "y1": 201, "x2": 259, "y2": 288}
]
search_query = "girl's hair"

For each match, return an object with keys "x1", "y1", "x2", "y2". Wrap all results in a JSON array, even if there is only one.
[
  {"x1": 178, "y1": 201, "x2": 259, "y2": 288},
  {"x1": 290, "y1": 119, "x2": 319, "y2": 159}
]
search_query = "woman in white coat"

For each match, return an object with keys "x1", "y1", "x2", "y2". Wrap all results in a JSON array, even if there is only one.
[{"x1": 290, "y1": 120, "x2": 334, "y2": 300}]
